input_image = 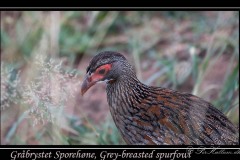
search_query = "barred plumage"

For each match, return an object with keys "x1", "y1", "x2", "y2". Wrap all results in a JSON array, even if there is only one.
[{"x1": 81, "y1": 51, "x2": 239, "y2": 145}]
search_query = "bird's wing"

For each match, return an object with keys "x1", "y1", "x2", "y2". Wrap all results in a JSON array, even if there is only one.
[{"x1": 136, "y1": 87, "x2": 239, "y2": 145}]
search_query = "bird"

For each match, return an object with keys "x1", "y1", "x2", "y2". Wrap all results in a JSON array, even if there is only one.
[{"x1": 81, "y1": 51, "x2": 239, "y2": 145}]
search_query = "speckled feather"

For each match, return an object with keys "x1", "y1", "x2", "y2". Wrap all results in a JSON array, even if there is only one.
[{"x1": 86, "y1": 51, "x2": 239, "y2": 145}]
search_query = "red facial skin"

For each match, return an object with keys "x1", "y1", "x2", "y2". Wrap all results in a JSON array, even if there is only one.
[{"x1": 81, "y1": 64, "x2": 112, "y2": 95}]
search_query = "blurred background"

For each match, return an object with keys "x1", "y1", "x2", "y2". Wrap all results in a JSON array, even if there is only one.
[{"x1": 1, "y1": 11, "x2": 239, "y2": 145}]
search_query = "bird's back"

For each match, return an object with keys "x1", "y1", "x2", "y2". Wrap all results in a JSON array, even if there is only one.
[{"x1": 107, "y1": 81, "x2": 239, "y2": 145}]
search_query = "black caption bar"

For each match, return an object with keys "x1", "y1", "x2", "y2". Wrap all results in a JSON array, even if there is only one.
[{"x1": 1, "y1": 147, "x2": 240, "y2": 160}]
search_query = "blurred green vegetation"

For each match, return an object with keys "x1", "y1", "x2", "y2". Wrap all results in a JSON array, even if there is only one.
[{"x1": 1, "y1": 11, "x2": 239, "y2": 145}]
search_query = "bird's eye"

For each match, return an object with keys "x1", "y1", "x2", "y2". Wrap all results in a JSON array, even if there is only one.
[{"x1": 98, "y1": 69, "x2": 106, "y2": 74}]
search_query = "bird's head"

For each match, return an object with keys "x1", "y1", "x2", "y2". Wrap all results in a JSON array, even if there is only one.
[{"x1": 81, "y1": 51, "x2": 128, "y2": 95}]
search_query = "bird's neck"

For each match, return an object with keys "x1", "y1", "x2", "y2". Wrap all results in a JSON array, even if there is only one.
[
  {"x1": 106, "y1": 71, "x2": 149, "y2": 115},
  {"x1": 106, "y1": 66, "x2": 142, "y2": 94}
]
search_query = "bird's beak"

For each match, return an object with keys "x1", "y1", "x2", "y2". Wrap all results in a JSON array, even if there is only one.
[{"x1": 81, "y1": 72, "x2": 95, "y2": 96}]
